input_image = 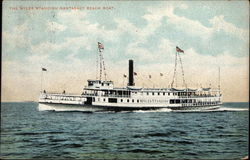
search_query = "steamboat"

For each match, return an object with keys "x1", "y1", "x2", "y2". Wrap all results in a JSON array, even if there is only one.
[{"x1": 39, "y1": 43, "x2": 222, "y2": 111}]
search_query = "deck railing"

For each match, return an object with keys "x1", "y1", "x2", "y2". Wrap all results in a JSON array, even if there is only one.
[
  {"x1": 82, "y1": 93, "x2": 131, "y2": 98},
  {"x1": 82, "y1": 93, "x2": 220, "y2": 98}
]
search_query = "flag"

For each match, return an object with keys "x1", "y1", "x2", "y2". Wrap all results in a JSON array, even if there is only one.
[
  {"x1": 160, "y1": 73, "x2": 163, "y2": 76},
  {"x1": 42, "y1": 68, "x2": 47, "y2": 71},
  {"x1": 134, "y1": 72, "x2": 137, "y2": 76},
  {"x1": 149, "y1": 75, "x2": 151, "y2": 79},
  {"x1": 176, "y1": 46, "x2": 184, "y2": 53},
  {"x1": 98, "y1": 42, "x2": 104, "y2": 50},
  {"x1": 123, "y1": 74, "x2": 127, "y2": 78}
]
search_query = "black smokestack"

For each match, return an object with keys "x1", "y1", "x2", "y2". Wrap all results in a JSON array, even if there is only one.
[{"x1": 128, "y1": 59, "x2": 135, "y2": 86}]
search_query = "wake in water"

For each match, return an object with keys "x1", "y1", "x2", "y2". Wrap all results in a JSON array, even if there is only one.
[
  {"x1": 217, "y1": 107, "x2": 248, "y2": 112},
  {"x1": 132, "y1": 107, "x2": 248, "y2": 113}
]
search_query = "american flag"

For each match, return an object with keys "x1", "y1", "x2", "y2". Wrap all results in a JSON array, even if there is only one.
[
  {"x1": 176, "y1": 46, "x2": 184, "y2": 53},
  {"x1": 98, "y1": 42, "x2": 104, "y2": 50}
]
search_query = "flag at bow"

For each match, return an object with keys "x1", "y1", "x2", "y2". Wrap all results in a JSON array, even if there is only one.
[
  {"x1": 176, "y1": 46, "x2": 184, "y2": 53},
  {"x1": 42, "y1": 68, "x2": 47, "y2": 71},
  {"x1": 98, "y1": 42, "x2": 104, "y2": 50}
]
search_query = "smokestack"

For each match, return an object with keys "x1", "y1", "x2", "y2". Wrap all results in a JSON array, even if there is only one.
[{"x1": 128, "y1": 59, "x2": 135, "y2": 86}]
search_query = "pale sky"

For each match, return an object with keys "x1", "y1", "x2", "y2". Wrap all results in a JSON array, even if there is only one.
[{"x1": 2, "y1": 1, "x2": 249, "y2": 102}]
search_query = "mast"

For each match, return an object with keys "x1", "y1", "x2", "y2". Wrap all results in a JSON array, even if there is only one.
[
  {"x1": 95, "y1": 47, "x2": 99, "y2": 80},
  {"x1": 40, "y1": 69, "x2": 43, "y2": 92},
  {"x1": 218, "y1": 66, "x2": 220, "y2": 92},
  {"x1": 97, "y1": 42, "x2": 106, "y2": 81},
  {"x1": 41, "y1": 67, "x2": 47, "y2": 92},
  {"x1": 171, "y1": 52, "x2": 177, "y2": 88},
  {"x1": 171, "y1": 46, "x2": 187, "y2": 88},
  {"x1": 177, "y1": 52, "x2": 187, "y2": 88},
  {"x1": 218, "y1": 66, "x2": 221, "y2": 102}
]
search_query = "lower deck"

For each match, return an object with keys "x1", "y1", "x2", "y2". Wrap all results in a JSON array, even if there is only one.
[{"x1": 84, "y1": 95, "x2": 221, "y2": 108}]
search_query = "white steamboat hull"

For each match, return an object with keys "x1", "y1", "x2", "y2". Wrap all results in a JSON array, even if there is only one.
[
  {"x1": 38, "y1": 103, "x2": 104, "y2": 112},
  {"x1": 38, "y1": 101, "x2": 220, "y2": 112}
]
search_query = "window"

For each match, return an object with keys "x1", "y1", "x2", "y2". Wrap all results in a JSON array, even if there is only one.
[
  {"x1": 137, "y1": 100, "x2": 139, "y2": 103},
  {"x1": 163, "y1": 92, "x2": 165, "y2": 95},
  {"x1": 147, "y1": 92, "x2": 149, "y2": 95},
  {"x1": 182, "y1": 99, "x2": 187, "y2": 103},
  {"x1": 103, "y1": 98, "x2": 105, "y2": 102},
  {"x1": 158, "y1": 92, "x2": 160, "y2": 95},
  {"x1": 168, "y1": 93, "x2": 170, "y2": 96},
  {"x1": 132, "y1": 99, "x2": 134, "y2": 103},
  {"x1": 152, "y1": 92, "x2": 154, "y2": 95},
  {"x1": 121, "y1": 99, "x2": 123, "y2": 102},
  {"x1": 170, "y1": 99, "x2": 181, "y2": 104},
  {"x1": 108, "y1": 98, "x2": 117, "y2": 103},
  {"x1": 127, "y1": 99, "x2": 129, "y2": 102}
]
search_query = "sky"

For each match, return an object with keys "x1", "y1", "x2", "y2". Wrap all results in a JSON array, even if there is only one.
[{"x1": 2, "y1": 0, "x2": 249, "y2": 102}]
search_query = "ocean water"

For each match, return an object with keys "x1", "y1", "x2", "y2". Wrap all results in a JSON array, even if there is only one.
[{"x1": 0, "y1": 102, "x2": 248, "y2": 159}]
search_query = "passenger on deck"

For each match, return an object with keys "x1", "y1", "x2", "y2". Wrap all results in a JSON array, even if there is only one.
[
  {"x1": 63, "y1": 90, "x2": 66, "y2": 94},
  {"x1": 43, "y1": 90, "x2": 46, "y2": 93}
]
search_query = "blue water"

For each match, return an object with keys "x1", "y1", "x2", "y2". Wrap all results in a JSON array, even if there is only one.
[{"x1": 1, "y1": 102, "x2": 249, "y2": 159}]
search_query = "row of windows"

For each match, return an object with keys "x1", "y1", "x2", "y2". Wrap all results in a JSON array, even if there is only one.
[
  {"x1": 88, "y1": 82, "x2": 111, "y2": 86},
  {"x1": 181, "y1": 101, "x2": 219, "y2": 107},
  {"x1": 132, "y1": 92, "x2": 192, "y2": 96},
  {"x1": 86, "y1": 91, "x2": 176, "y2": 96},
  {"x1": 170, "y1": 99, "x2": 195, "y2": 104},
  {"x1": 85, "y1": 90, "x2": 207, "y2": 97},
  {"x1": 170, "y1": 99, "x2": 219, "y2": 104},
  {"x1": 94, "y1": 97, "x2": 168, "y2": 103},
  {"x1": 132, "y1": 92, "x2": 172, "y2": 96}
]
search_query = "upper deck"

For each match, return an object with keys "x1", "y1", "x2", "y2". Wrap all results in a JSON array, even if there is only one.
[
  {"x1": 83, "y1": 85, "x2": 221, "y2": 99},
  {"x1": 39, "y1": 92, "x2": 86, "y2": 105}
]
